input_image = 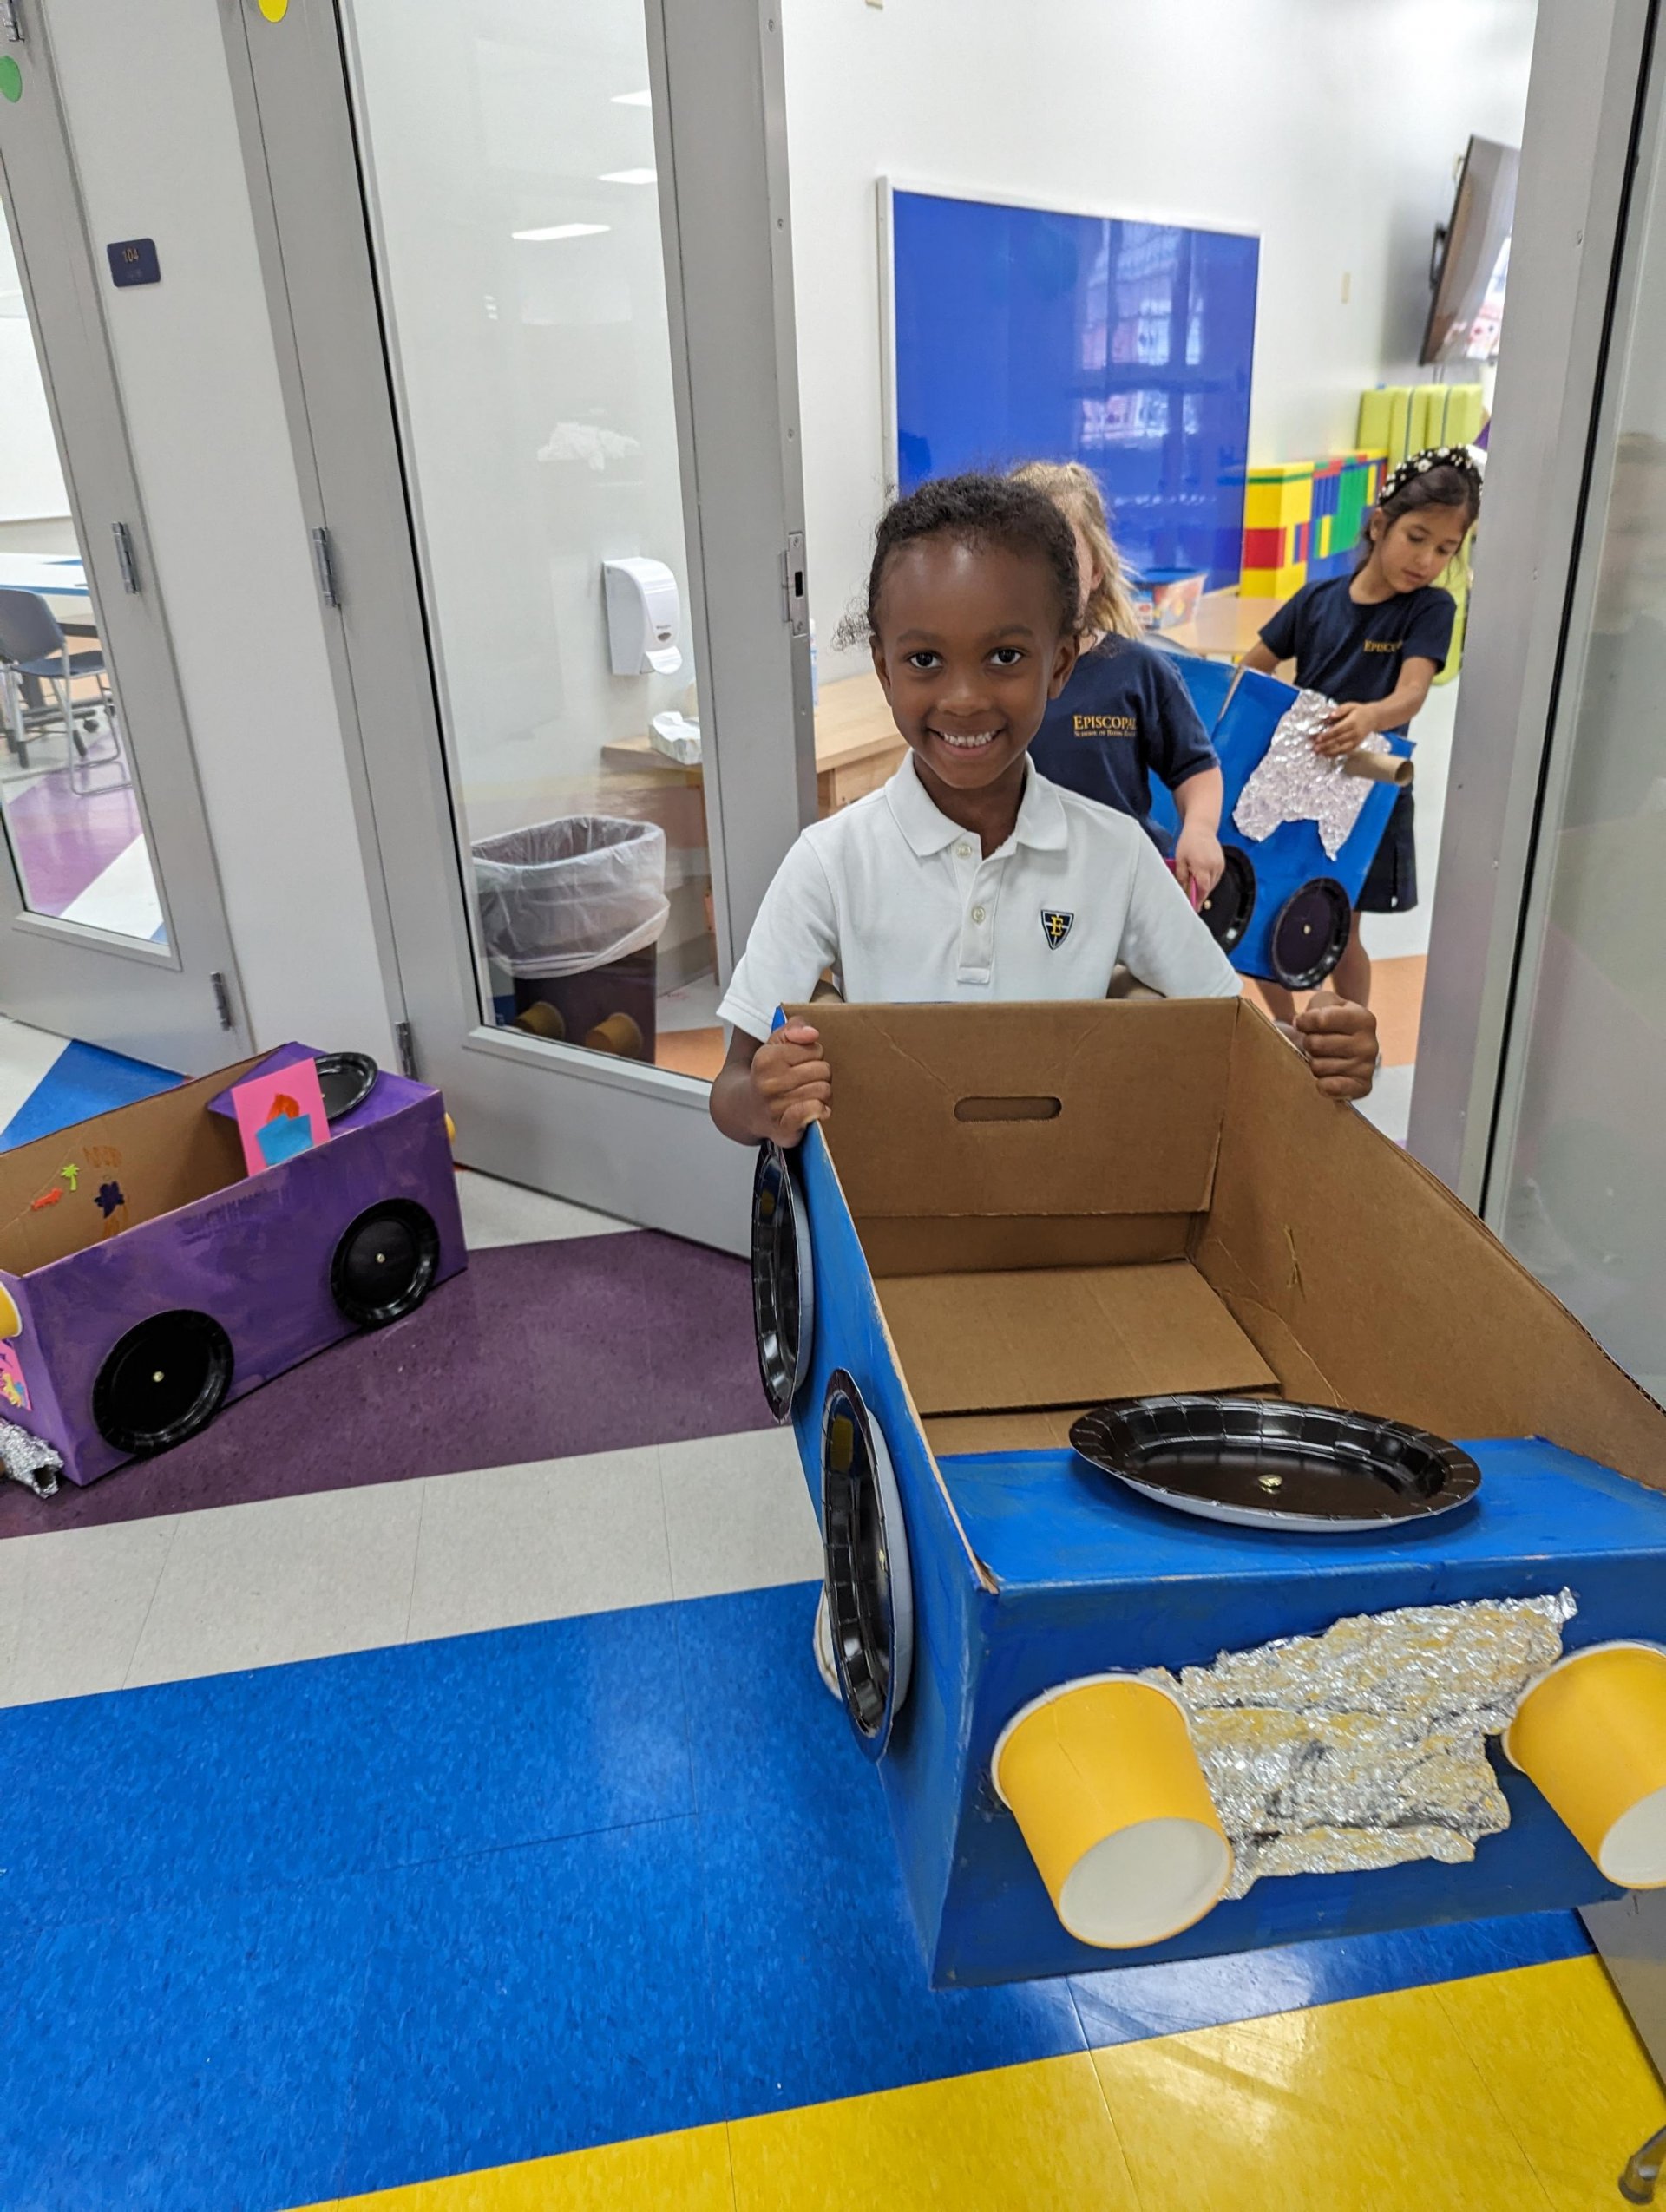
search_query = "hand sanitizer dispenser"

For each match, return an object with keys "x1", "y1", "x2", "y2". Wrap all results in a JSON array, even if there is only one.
[{"x1": 603, "y1": 557, "x2": 683, "y2": 677}]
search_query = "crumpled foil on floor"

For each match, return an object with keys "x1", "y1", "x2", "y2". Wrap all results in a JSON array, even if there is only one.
[
  {"x1": 1232, "y1": 690, "x2": 1393, "y2": 861},
  {"x1": 0, "y1": 1413, "x2": 61, "y2": 1497},
  {"x1": 1147, "y1": 1591, "x2": 1576, "y2": 1899}
]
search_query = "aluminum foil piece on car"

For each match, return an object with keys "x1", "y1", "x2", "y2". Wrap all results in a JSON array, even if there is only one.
[
  {"x1": 0, "y1": 1413, "x2": 61, "y2": 1497},
  {"x1": 1147, "y1": 1590, "x2": 1577, "y2": 1899},
  {"x1": 1232, "y1": 689, "x2": 1394, "y2": 861}
]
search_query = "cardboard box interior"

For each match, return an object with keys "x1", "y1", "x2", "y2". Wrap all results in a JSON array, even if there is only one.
[
  {"x1": 0, "y1": 1057, "x2": 260, "y2": 1278},
  {"x1": 802, "y1": 1000, "x2": 1666, "y2": 1493}
]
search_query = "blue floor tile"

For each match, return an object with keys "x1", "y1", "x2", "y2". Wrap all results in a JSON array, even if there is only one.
[
  {"x1": 675, "y1": 1582, "x2": 1086, "y2": 2119},
  {"x1": 0, "y1": 1607, "x2": 695, "y2": 1934},
  {"x1": 0, "y1": 1038, "x2": 178, "y2": 1151},
  {"x1": 334, "y1": 1823, "x2": 724, "y2": 2199},
  {"x1": 0, "y1": 1871, "x2": 377, "y2": 2212}
]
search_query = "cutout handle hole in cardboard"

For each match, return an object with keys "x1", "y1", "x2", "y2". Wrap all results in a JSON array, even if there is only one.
[{"x1": 954, "y1": 1096, "x2": 1062, "y2": 1123}]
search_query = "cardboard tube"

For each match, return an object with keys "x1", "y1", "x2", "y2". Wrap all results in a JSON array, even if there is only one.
[
  {"x1": 1342, "y1": 750, "x2": 1414, "y2": 786},
  {"x1": 1504, "y1": 1642, "x2": 1666, "y2": 1886},
  {"x1": 993, "y1": 1674, "x2": 1231, "y2": 1947}
]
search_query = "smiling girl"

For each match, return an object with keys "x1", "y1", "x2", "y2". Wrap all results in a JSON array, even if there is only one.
[
  {"x1": 709, "y1": 474, "x2": 1379, "y2": 1149},
  {"x1": 1243, "y1": 446, "x2": 1482, "y2": 1017}
]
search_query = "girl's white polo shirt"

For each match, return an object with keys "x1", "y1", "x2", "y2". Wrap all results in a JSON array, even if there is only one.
[{"x1": 717, "y1": 753, "x2": 1240, "y2": 1041}]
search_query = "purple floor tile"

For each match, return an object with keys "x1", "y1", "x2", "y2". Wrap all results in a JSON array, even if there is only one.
[
  {"x1": 0, "y1": 1230, "x2": 773, "y2": 1538},
  {"x1": 3, "y1": 766, "x2": 145, "y2": 916}
]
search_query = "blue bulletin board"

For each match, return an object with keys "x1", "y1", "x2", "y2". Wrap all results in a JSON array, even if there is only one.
[{"x1": 885, "y1": 186, "x2": 1259, "y2": 587}]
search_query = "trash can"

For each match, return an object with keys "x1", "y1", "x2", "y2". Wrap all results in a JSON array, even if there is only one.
[{"x1": 473, "y1": 816, "x2": 669, "y2": 1060}]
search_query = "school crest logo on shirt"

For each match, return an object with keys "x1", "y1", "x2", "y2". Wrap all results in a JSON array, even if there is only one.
[{"x1": 1040, "y1": 908, "x2": 1074, "y2": 950}]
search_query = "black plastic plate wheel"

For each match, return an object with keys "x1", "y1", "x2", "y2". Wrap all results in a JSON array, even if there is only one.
[
  {"x1": 1198, "y1": 845, "x2": 1257, "y2": 952},
  {"x1": 1070, "y1": 1395, "x2": 1481, "y2": 1532},
  {"x1": 821, "y1": 1370, "x2": 915, "y2": 1757},
  {"x1": 314, "y1": 1051, "x2": 380, "y2": 1122},
  {"x1": 751, "y1": 1142, "x2": 814, "y2": 1423},
  {"x1": 331, "y1": 1199, "x2": 441, "y2": 1329},
  {"x1": 92, "y1": 1310, "x2": 235, "y2": 1456},
  {"x1": 1268, "y1": 876, "x2": 1352, "y2": 991}
]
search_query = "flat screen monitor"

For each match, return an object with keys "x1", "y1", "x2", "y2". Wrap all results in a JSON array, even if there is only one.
[
  {"x1": 1421, "y1": 135, "x2": 1519, "y2": 367},
  {"x1": 885, "y1": 186, "x2": 1260, "y2": 589}
]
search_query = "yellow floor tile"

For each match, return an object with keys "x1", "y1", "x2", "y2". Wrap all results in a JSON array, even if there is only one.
[
  {"x1": 729, "y1": 2051, "x2": 1137, "y2": 2212},
  {"x1": 322, "y1": 2122, "x2": 734, "y2": 2210},
  {"x1": 1093, "y1": 1988, "x2": 1554, "y2": 2212},
  {"x1": 1435, "y1": 1954, "x2": 1666, "y2": 2212}
]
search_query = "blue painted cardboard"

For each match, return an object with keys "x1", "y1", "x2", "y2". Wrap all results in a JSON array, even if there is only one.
[
  {"x1": 1156, "y1": 661, "x2": 1406, "y2": 982},
  {"x1": 784, "y1": 1086, "x2": 1666, "y2": 1989}
]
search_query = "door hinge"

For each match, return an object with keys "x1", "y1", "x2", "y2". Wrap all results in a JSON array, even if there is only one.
[
  {"x1": 395, "y1": 1020, "x2": 416, "y2": 1079},
  {"x1": 112, "y1": 521, "x2": 141, "y2": 595},
  {"x1": 0, "y1": 1, "x2": 24, "y2": 46},
  {"x1": 311, "y1": 525, "x2": 341, "y2": 609},
  {"x1": 782, "y1": 530, "x2": 808, "y2": 638},
  {"x1": 210, "y1": 971, "x2": 235, "y2": 1031}
]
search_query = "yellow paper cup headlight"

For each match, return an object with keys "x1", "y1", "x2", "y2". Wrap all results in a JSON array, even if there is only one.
[
  {"x1": 1505, "y1": 1642, "x2": 1666, "y2": 1888},
  {"x1": 993, "y1": 1674, "x2": 1231, "y2": 1948}
]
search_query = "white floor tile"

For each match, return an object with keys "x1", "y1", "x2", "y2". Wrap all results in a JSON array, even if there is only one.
[
  {"x1": 405, "y1": 1446, "x2": 672, "y2": 1641},
  {"x1": 659, "y1": 1426, "x2": 823, "y2": 1600},
  {"x1": 1357, "y1": 1060, "x2": 1415, "y2": 1145},
  {"x1": 0, "y1": 1515, "x2": 179, "y2": 1707},
  {"x1": 57, "y1": 834, "x2": 163, "y2": 940},
  {"x1": 454, "y1": 1167, "x2": 634, "y2": 1250},
  {"x1": 123, "y1": 1482, "x2": 424, "y2": 1685}
]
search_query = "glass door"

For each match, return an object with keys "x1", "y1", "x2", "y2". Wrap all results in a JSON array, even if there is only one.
[
  {"x1": 227, "y1": 0, "x2": 812, "y2": 1249},
  {"x1": 0, "y1": 16, "x2": 247, "y2": 1068},
  {"x1": 1486, "y1": 16, "x2": 1666, "y2": 1402}
]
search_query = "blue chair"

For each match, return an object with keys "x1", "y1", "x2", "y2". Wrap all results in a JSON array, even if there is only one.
[{"x1": 0, "y1": 586, "x2": 126, "y2": 793}]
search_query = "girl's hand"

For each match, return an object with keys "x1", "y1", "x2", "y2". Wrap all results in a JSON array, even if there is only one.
[
  {"x1": 749, "y1": 1020, "x2": 831, "y2": 1145},
  {"x1": 1315, "y1": 703, "x2": 1378, "y2": 758},
  {"x1": 1173, "y1": 825, "x2": 1225, "y2": 903},
  {"x1": 1292, "y1": 991, "x2": 1378, "y2": 1100}
]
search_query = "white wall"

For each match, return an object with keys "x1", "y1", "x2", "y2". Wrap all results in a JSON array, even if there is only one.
[
  {"x1": 785, "y1": 0, "x2": 1538, "y2": 675},
  {"x1": 0, "y1": 218, "x2": 70, "y2": 526},
  {"x1": 41, "y1": 0, "x2": 395, "y2": 1063}
]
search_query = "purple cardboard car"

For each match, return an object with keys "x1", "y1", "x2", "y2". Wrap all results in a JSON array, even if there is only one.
[{"x1": 0, "y1": 1045, "x2": 465, "y2": 1489}]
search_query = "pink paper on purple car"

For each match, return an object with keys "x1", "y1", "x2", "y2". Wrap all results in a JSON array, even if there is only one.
[{"x1": 230, "y1": 1057, "x2": 331, "y2": 1177}]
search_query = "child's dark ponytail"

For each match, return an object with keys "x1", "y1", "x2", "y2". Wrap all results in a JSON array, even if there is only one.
[{"x1": 837, "y1": 472, "x2": 1080, "y2": 650}]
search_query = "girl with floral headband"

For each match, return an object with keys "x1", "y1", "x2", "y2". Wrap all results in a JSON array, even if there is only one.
[{"x1": 1243, "y1": 445, "x2": 1482, "y2": 1015}]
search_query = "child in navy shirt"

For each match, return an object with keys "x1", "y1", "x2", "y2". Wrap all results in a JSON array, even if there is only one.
[
  {"x1": 1014, "y1": 461, "x2": 1225, "y2": 906},
  {"x1": 1244, "y1": 446, "x2": 1481, "y2": 1016}
]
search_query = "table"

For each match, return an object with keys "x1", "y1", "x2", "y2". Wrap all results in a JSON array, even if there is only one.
[
  {"x1": 600, "y1": 668, "x2": 907, "y2": 818},
  {"x1": 0, "y1": 551, "x2": 89, "y2": 603},
  {"x1": 1160, "y1": 588, "x2": 1287, "y2": 664}
]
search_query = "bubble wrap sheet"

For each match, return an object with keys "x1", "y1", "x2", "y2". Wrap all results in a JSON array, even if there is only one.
[
  {"x1": 1148, "y1": 1591, "x2": 1577, "y2": 1899},
  {"x1": 1232, "y1": 690, "x2": 1394, "y2": 861}
]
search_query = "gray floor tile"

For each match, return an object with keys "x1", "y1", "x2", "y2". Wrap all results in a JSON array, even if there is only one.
[
  {"x1": 406, "y1": 1446, "x2": 672, "y2": 1641},
  {"x1": 124, "y1": 1482, "x2": 424, "y2": 1685},
  {"x1": 454, "y1": 1168, "x2": 635, "y2": 1250},
  {"x1": 0, "y1": 1515, "x2": 179, "y2": 1706},
  {"x1": 659, "y1": 1426, "x2": 823, "y2": 1600}
]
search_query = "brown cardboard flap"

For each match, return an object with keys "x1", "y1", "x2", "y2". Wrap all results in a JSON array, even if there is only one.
[
  {"x1": 924, "y1": 1407, "x2": 1103, "y2": 1455},
  {"x1": 0, "y1": 1056, "x2": 259, "y2": 1275},
  {"x1": 801, "y1": 999, "x2": 1233, "y2": 1221},
  {"x1": 876, "y1": 1260, "x2": 1276, "y2": 1416},
  {"x1": 858, "y1": 1213, "x2": 1194, "y2": 1279},
  {"x1": 1197, "y1": 1004, "x2": 1666, "y2": 1492}
]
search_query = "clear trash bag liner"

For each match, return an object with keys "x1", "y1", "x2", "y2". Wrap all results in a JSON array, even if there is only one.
[{"x1": 472, "y1": 815, "x2": 669, "y2": 978}]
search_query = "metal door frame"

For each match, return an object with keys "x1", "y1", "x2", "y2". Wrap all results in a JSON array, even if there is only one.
[
  {"x1": 1409, "y1": 0, "x2": 1658, "y2": 1211},
  {"x1": 220, "y1": 0, "x2": 813, "y2": 1248},
  {"x1": 0, "y1": 4, "x2": 249, "y2": 1068}
]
